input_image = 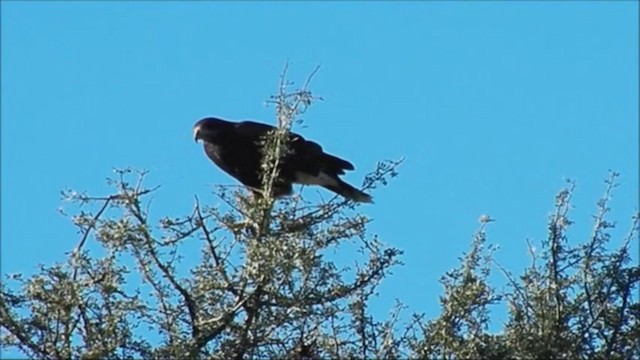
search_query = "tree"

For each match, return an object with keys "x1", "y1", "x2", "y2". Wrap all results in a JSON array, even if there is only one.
[
  {"x1": 411, "y1": 173, "x2": 639, "y2": 359},
  {"x1": 2, "y1": 68, "x2": 638, "y2": 359}
]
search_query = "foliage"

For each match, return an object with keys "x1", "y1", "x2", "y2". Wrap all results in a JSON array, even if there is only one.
[
  {"x1": 1, "y1": 68, "x2": 638, "y2": 359},
  {"x1": 410, "y1": 173, "x2": 639, "y2": 360}
]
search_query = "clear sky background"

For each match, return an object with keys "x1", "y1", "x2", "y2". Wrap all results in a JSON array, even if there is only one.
[{"x1": 2, "y1": 1, "x2": 638, "y2": 355}]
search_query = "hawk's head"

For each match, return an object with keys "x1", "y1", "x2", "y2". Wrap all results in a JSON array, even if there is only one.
[{"x1": 193, "y1": 117, "x2": 233, "y2": 143}]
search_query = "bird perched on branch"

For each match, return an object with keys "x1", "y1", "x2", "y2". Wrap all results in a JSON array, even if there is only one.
[{"x1": 193, "y1": 117, "x2": 372, "y2": 203}]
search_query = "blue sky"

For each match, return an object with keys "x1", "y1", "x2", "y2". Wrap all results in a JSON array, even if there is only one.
[{"x1": 2, "y1": 1, "x2": 638, "y2": 354}]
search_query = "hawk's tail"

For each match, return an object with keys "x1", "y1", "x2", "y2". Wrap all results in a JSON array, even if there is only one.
[{"x1": 323, "y1": 179, "x2": 373, "y2": 203}]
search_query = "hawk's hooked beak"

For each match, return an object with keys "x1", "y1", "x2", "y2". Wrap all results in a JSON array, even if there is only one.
[{"x1": 193, "y1": 126, "x2": 201, "y2": 143}]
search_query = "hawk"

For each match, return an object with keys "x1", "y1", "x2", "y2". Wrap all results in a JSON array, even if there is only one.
[{"x1": 193, "y1": 117, "x2": 372, "y2": 203}]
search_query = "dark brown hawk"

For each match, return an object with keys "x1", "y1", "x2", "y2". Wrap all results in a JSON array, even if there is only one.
[{"x1": 193, "y1": 117, "x2": 372, "y2": 203}]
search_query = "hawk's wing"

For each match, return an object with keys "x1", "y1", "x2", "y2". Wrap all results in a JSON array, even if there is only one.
[
  {"x1": 235, "y1": 121, "x2": 323, "y2": 153},
  {"x1": 234, "y1": 120, "x2": 354, "y2": 174}
]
